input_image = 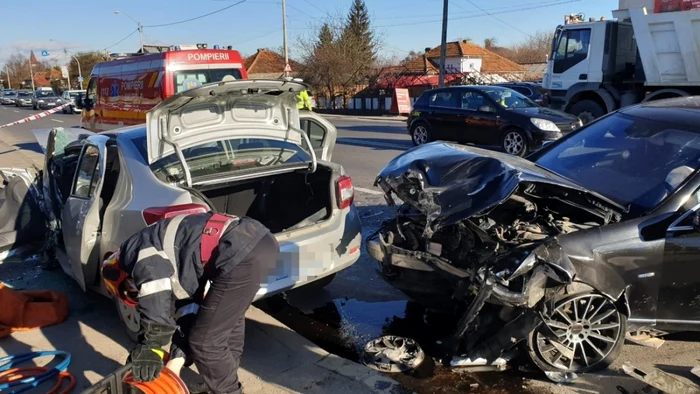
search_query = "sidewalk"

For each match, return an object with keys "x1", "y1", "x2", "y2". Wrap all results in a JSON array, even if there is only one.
[{"x1": 0, "y1": 129, "x2": 406, "y2": 394}]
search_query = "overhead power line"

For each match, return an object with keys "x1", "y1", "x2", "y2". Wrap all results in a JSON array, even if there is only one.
[
  {"x1": 372, "y1": 0, "x2": 580, "y2": 28},
  {"x1": 144, "y1": 0, "x2": 247, "y2": 28},
  {"x1": 463, "y1": 0, "x2": 530, "y2": 37},
  {"x1": 105, "y1": 29, "x2": 139, "y2": 50},
  {"x1": 232, "y1": 28, "x2": 284, "y2": 45}
]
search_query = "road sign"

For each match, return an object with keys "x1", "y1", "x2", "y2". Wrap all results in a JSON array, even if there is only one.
[
  {"x1": 60, "y1": 66, "x2": 69, "y2": 78},
  {"x1": 77, "y1": 76, "x2": 84, "y2": 83},
  {"x1": 41, "y1": 50, "x2": 49, "y2": 57},
  {"x1": 284, "y1": 63, "x2": 293, "y2": 73}
]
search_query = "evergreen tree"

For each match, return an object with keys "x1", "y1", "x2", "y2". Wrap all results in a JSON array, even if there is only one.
[{"x1": 340, "y1": 0, "x2": 376, "y2": 83}]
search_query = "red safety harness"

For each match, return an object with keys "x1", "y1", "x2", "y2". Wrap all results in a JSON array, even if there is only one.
[{"x1": 200, "y1": 213, "x2": 240, "y2": 266}]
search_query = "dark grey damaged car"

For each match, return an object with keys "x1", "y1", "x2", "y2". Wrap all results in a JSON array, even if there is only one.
[{"x1": 367, "y1": 97, "x2": 700, "y2": 374}]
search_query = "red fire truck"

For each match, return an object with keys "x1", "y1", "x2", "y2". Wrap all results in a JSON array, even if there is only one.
[{"x1": 80, "y1": 45, "x2": 248, "y2": 131}]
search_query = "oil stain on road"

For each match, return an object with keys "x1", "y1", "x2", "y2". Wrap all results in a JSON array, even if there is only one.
[{"x1": 256, "y1": 296, "x2": 537, "y2": 394}]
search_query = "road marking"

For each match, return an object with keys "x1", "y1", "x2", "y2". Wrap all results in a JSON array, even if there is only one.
[
  {"x1": 337, "y1": 138, "x2": 409, "y2": 151},
  {"x1": 51, "y1": 119, "x2": 64, "y2": 123},
  {"x1": 13, "y1": 110, "x2": 19, "y2": 113},
  {"x1": 355, "y1": 186, "x2": 384, "y2": 195}
]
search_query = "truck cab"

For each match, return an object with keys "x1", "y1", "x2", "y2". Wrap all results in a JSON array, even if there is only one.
[{"x1": 544, "y1": 19, "x2": 638, "y2": 123}]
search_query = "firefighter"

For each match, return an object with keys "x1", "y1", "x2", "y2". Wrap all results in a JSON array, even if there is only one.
[
  {"x1": 297, "y1": 89, "x2": 312, "y2": 111},
  {"x1": 101, "y1": 211, "x2": 280, "y2": 394}
]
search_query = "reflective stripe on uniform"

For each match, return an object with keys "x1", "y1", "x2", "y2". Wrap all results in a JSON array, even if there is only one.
[
  {"x1": 162, "y1": 214, "x2": 191, "y2": 300},
  {"x1": 138, "y1": 278, "x2": 172, "y2": 297},
  {"x1": 136, "y1": 247, "x2": 168, "y2": 262}
]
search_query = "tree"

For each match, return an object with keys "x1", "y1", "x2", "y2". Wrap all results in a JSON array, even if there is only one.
[
  {"x1": 2, "y1": 51, "x2": 53, "y2": 89},
  {"x1": 68, "y1": 51, "x2": 106, "y2": 88},
  {"x1": 484, "y1": 37, "x2": 498, "y2": 50},
  {"x1": 496, "y1": 30, "x2": 553, "y2": 64},
  {"x1": 339, "y1": 0, "x2": 377, "y2": 86}
]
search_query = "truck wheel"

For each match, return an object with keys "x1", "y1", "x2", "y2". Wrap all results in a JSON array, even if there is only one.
[
  {"x1": 569, "y1": 100, "x2": 604, "y2": 124},
  {"x1": 115, "y1": 298, "x2": 141, "y2": 343},
  {"x1": 527, "y1": 291, "x2": 627, "y2": 374}
]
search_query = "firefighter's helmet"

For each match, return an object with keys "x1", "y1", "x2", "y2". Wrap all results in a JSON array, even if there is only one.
[{"x1": 101, "y1": 249, "x2": 138, "y2": 306}]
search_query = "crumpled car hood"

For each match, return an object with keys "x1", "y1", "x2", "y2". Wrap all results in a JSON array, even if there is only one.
[{"x1": 374, "y1": 142, "x2": 623, "y2": 238}]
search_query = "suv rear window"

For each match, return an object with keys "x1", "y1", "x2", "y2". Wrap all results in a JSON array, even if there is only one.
[{"x1": 130, "y1": 135, "x2": 312, "y2": 184}]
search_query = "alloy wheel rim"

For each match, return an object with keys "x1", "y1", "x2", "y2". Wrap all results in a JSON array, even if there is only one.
[
  {"x1": 504, "y1": 132, "x2": 524, "y2": 155},
  {"x1": 535, "y1": 294, "x2": 621, "y2": 371},
  {"x1": 413, "y1": 126, "x2": 428, "y2": 145},
  {"x1": 117, "y1": 299, "x2": 141, "y2": 333}
]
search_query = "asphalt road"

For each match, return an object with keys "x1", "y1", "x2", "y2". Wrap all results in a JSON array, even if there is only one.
[{"x1": 1, "y1": 106, "x2": 700, "y2": 394}]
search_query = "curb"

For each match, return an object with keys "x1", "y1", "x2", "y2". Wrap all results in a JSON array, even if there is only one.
[
  {"x1": 319, "y1": 114, "x2": 408, "y2": 123},
  {"x1": 247, "y1": 306, "x2": 408, "y2": 394}
]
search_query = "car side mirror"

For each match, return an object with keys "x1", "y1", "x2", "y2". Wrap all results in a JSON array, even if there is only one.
[{"x1": 479, "y1": 105, "x2": 494, "y2": 113}]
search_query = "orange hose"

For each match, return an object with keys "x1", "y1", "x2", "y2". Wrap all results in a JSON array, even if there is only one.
[
  {"x1": 123, "y1": 368, "x2": 189, "y2": 394},
  {"x1": 0, "y1": 366, "x2": 76, "y2": 394}
]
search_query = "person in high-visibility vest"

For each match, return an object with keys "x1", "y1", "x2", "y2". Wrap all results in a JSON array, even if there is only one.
[{"x1": 297, "y1": 90, "x2": 312, "y2": 111}]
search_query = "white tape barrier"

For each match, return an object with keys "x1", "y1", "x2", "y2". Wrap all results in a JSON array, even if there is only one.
[{"x1": 0, "y1": 103, "x2": 72, "y2": 129}]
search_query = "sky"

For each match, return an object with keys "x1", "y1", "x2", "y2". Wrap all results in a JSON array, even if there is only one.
[{"x1": 0, "y1": 0, "x2": 613, "y2": 66}]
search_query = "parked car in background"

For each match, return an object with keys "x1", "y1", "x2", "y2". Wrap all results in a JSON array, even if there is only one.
[
  {"x1": 15, "y1": 91, "x2": 33, "y2": 107},
  {"x1": 371, "y1": 95, "x2": 700, "y2": 375},
  {"x1": 59, "y1": 90, "x2": 86, "y2": 114},
  {"x1": 492, "y1": 82, "x2": 548, "y2": 106},
  {"x1": 0, "y1": 79, "x2": 360, "y2": 341},
  {"x1": 1, "y1": 90, "x2": 16, "y2": 105},
  {"x1": 32, "y1": 90, "x2": 60, "y2": 110},
  {"x1": 407, "y1": 85, "x2": 582, "y2": 156}
]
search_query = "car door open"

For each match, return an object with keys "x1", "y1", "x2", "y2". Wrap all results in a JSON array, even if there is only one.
[
  {"x1": 61, "y1": 135, "x2": 108, "y2": 291},
  {"x1": 299, "y1": 112, "x2": 337, "y2": 161}
]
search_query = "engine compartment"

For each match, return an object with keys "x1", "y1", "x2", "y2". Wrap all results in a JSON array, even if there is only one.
[{"x1": 385, "y1": 185, "x2": 604, "y2": 271}]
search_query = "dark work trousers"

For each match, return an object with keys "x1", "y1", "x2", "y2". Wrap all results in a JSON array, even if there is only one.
[{"x1": 188, "y1": 232, "x2": 279, "y2": 394}]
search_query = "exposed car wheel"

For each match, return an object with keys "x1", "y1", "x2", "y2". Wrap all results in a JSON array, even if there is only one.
[
  {"x1": 305, "y1": 273, "x2": 336, "y2": 289},
  {"x1": 410, "y1": 123, "x2": 432, "y2": 146},
  {"x1": 502, "y1": 129, "x2": 528, "y2": 157},
  {"x1": 569, "y1": 100, "x2": 604, "y2": 125},
  {"x1": 527, "y1": 292, "x2": 627, "y2": 374},
  {"x1": 115, "y1": 298, "x2": 141, "y2": 343}
]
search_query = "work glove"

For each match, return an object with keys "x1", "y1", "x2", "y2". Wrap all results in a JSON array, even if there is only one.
[{"x1": 130, "y1": 344, "x2": 165, "y2": 382}]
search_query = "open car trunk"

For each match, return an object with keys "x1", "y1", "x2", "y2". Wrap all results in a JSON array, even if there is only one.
[{"x1": 192, "y1": 166, "x2": 334, "y2": 234}]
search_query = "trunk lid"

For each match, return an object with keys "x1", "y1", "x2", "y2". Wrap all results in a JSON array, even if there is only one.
[{"x1": 145, "y1": 80, "x2": 317, "y2": 186}]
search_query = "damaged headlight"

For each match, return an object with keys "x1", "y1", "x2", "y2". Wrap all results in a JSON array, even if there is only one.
[
  {"x1": 506, "y1": 252, "x2": 538, "y2": 281},
  {"x1": 530, "y1": 118, "x2": 560, "y2": 132}
]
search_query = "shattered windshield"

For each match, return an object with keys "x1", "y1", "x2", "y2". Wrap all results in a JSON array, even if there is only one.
[
  {"x1": 131, "y1": 136, "x2": 311, "y2": 184},
  {"x1": 534, "y1": 112, "x2": 700, "y2": 211}
]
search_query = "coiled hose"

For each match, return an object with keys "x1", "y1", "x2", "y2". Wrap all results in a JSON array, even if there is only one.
[{"x1": 0, "y1": 351, "x2": 75, "y2": 394}]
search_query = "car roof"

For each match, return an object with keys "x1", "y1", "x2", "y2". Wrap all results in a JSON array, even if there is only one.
[
  {"x1": 103, "y1": 124, "x2": 147, "y2": 139},
  {"x1": 619, "y1": 96, "x2": 700, "y2": 129}
]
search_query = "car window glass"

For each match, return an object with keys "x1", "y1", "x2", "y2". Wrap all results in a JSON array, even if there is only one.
[
  {"x1": 460, "y1": 91, "x2": 485, "y2": 110},
  {"x1": 512, "y1": 87, "x2": 532, "y2": 96},
  {"x1": 553, "y1": 28, "x2": 591, "y2": 73},
  {"x1": 300, "y1": 119, "x2": 326, "y2": 149},
  {"x1": 72, "y1": 145, "x2": 100, "y2": 199},
  {"x1": 536, "y1": 113, "x2": 700, "y2": 212},
  {"x1": 130, "y1": 136, "x2": 312, "y2": 184},
  {"x1": 428, "y1": 92, "x2": 457, "y2": 108},
  {"x1": 87, "y1": 78, "x2": 97, "y2": 101}
]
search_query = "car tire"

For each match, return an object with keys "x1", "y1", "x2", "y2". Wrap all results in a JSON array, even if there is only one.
[
  {"x1": 114, "y1": 297, "x2": 141, "y2": 343},
  {"x1": 410, "y1": 123, "x2": 432, "y2": 146},
  {"x1": 569, "y1": 100, "x2": 604, "y2": 125},
  {"x1": 501, "y1": 129, "x2": 528, "y2": 157},
  {"x1": 526, "y1": 291, "x2": 627, "y2": 374},
  {"x1": 305, "y1": 273, "x2": 336, "y2": 289}
]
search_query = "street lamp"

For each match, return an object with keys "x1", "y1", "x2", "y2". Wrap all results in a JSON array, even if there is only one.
[
  {"x1": 114, "y1": 10, "x2": 144, "y2": 53},
  {"x1": 49, "y1": 39, "x2": 83, "y2": 89}
]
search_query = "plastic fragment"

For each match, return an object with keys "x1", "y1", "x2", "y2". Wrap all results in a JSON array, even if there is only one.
[{"x1": 544, "y1": 371, "x2": 579, "y2": 384}]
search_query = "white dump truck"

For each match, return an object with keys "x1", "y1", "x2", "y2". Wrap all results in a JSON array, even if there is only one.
[{"x1": 543, "y1": 0, "x2": 700, "y2": 123}]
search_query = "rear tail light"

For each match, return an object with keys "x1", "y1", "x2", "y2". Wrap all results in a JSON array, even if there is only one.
[
  {"x1": 142, "y1": 203, "x2": 210, "y2": 225},
  {"x1": 336, "y1": 175, "x2": 354, "y2": 210}
]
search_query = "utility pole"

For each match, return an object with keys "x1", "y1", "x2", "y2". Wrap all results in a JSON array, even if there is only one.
[
  {"x1": 63, "y1": 49, "x2": 71, "y2": 89},
  {"x1": 138, "y1": 22, "x2": 144, "y2": 53},
  {"x1": 438, "y1": 0, "x2": 449, "y2": 87},
  {"x1": 5, "y1": 65, "x2": 10, "y2": 89},
  {"x1": 28, "y1": 50, "x2": 35, "y2": 91},
  {"x1": 282, "y1": 0, "x2": 289, "y2": 76}
]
